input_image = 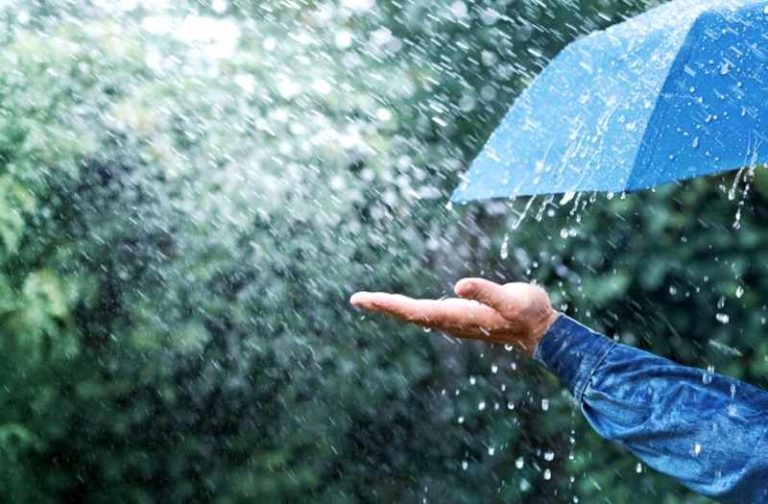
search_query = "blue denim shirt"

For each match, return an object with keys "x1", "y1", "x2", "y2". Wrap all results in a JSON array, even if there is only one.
[{"x1": 534, "y1": 314, "x2": 768, "y2": 502}]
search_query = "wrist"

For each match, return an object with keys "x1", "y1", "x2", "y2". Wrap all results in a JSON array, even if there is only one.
[{"x1": 523, "y1": 309, "x2": 560, "y2": 357}]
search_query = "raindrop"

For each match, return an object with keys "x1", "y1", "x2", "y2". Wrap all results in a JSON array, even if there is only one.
[
  {"x1": 500, "y1": 234, "x2": 509, "y2": 259},
  {"x1": 515, "y1": 457, "x2": 524, "y2": 469},
  {"x1": 458, "y1": 94, "x2": 476, "y2": 112},
  {"x1": 341, "y1": 0, "x2": 375, "y2": 12},
  {"x1": 334, "y1": 30, "x2": 353, "y2": 49},
  {"x1": 544, "y1": 451, "x2": 555, "y2": 461},
  {"x1": 560, "y1": 192, "x2": 576, "y2": 204},
  {"x1": 480, "y1": 8, "x2": 500, "y2": 25},
  {"x1": 543, "y1": 468, "x2": 551, "y2": 480},
  {"x1": 716, "y1": 313, "x2": 730, "y2": 324},
  {"x1": 477, "y1": 401, "x2": 486, "y2": 411},
  {"x1": 211, "y1": 0, "x2": 227, "y2": 13},
  {"x1": 541, "y1": 398, "x2": 550, "y2": 411},
  {"x1": 481, "y1": 50, "x2": 498, "y2": 67},
  {"x1": 449, "y1": 0, "x2": 468, "y2": 19}
]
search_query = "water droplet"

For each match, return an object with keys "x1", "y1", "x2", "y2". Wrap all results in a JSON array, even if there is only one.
[
  {"x1": 515, "y1": 457, "x2": 524, "y2": 469},
  {"x1": 716, "y1": 313, "x2": 730, "y2": 324},
  {"x1": 477, "y1": 401, "x2": 486, "y2": 411},
  {"x1": 541, "y1": 399, "x2": 550, "y2": 411},
  {"x1": 560, "y1": 191, "x2": 576, "y2": 204},
  {"x1": 543, "y1": 468, "x2": 551, "y2": 480},
  {"x1": 544, "y1": 451, "x2": 555, "y2": 461},
  {"x1": 500, "y1": 234, "x2": 509, "y2": 259}
]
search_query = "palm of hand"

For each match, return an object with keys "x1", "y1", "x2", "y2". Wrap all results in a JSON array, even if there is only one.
[{"x1": 350, "y1": 278, "x2": 558, "y2": 356}]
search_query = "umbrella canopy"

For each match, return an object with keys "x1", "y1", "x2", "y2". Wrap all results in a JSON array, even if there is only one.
[{"x1": 451, "y1": 0, "x2": 768, "y2": 203}]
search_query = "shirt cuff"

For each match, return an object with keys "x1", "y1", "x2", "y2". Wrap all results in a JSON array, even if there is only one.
[{"x1": 533, "y1": 314, "x2": 617, "y2": 402}]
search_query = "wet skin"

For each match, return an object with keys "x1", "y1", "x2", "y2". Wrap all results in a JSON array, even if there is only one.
[{"x1": 350, "y1": 278, "x2": 559, "y2": 357}]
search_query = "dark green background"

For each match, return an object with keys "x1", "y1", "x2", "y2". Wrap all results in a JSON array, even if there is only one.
[{"x1": 1, "y1": 0, "x2": 763, "y2": 502}]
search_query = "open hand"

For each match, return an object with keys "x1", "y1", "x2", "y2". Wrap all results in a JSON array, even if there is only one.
[{"x1": 350, "y1": 278, "x2": 559, "y2": 356}]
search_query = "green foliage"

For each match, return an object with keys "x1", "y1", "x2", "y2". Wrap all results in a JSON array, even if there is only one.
[{"x1": 0, "y1": 1, "x2": 754, "y2": 503}]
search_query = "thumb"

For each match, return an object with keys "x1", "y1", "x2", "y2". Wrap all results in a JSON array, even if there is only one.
[{"x1": 454, "y1": 278, "x2": 512, "y2": 314}]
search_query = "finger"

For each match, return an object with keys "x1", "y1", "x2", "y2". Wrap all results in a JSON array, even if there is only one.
[
  {"x1": 350, "y1": 291, "x2": 376, "y2": 309},
  {"x1": 454, "y1": 278, "x2": 514, "y2": 314},
  {"x1": 427, "y1": 298, "x2": 510, "y2": 330},
  {"x1": 351, "y1": 292, "x2": 508, "y2": 332}
]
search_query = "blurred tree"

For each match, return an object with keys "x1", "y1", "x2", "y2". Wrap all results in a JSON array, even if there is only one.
[{"x1": 1, "y1": 1, "x2": 759, "y2": 503}]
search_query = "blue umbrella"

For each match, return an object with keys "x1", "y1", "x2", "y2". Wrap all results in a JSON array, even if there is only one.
[{"x1": 451, "y1": 0, "x2": 768, "y2": 203}]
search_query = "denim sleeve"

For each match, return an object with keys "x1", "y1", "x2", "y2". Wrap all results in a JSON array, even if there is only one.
[{"x1": 534, "y1": 314, "x2": 768, "y2": 502}]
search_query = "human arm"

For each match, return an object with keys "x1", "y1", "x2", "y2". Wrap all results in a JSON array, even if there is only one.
[
  {"x1": 350, "y1": 279, "x2": 768, "y2": 501},
  {"x1": 537, "y1": 313, "x2": 768, "y2": 502}
]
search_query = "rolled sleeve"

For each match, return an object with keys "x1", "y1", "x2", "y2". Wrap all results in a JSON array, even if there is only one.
[{"x1": 533, "y1": 314, "x2": 768, "y2": 501}]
